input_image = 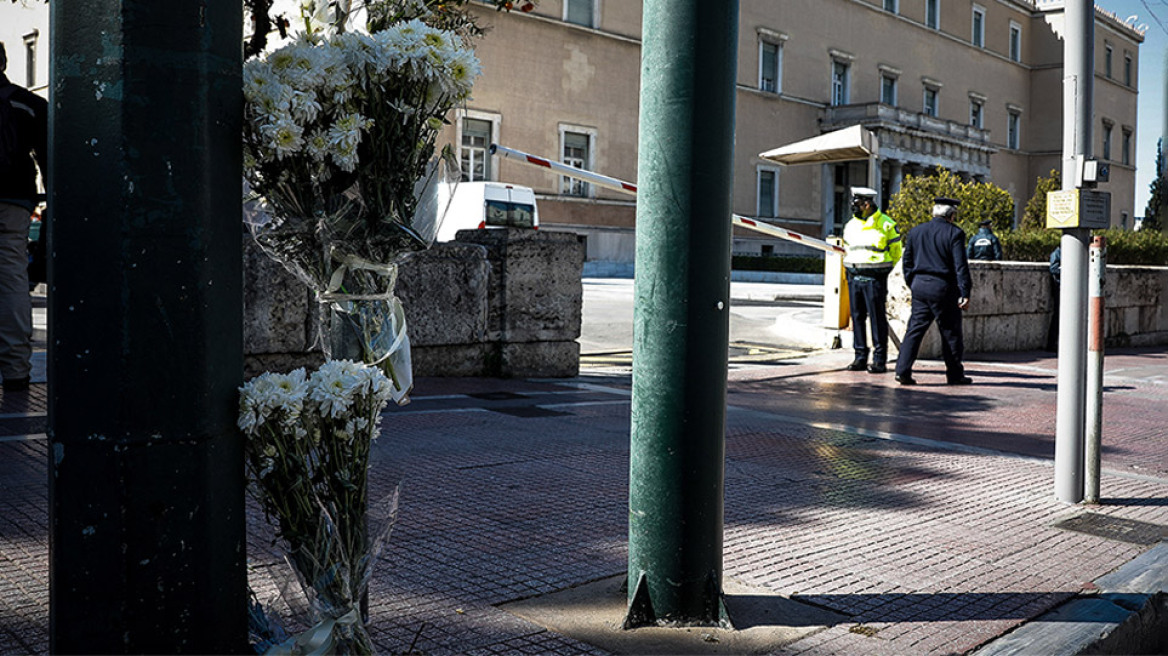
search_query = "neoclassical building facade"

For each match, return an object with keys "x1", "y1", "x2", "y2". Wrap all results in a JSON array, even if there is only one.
[{"x1": 448, "y1": 0, "x2": 1143, "y2": 262}]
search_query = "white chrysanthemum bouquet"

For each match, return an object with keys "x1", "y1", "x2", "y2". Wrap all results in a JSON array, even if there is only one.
[
  {"x1": 243, "y1": 0, "x2": 481, "y2": 401},
  {"x1": 241, "y1": 361, "x2": 398, "y2": 654}
]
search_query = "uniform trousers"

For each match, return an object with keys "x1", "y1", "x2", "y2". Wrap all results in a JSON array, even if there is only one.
[
  {"x1": 845, "y1": 268, "x2": 890, "y2": 365},
  {"x1": 895, "y1": 274, "x2": 965, "y2": 380},
  {"x1": 0, "y1": 203, "x2": 31, "y2": 382}
]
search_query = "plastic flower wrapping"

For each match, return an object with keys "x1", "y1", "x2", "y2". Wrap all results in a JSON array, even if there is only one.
[
  {"x1": 242, "y1": 0, "x2": 480, "y2": 403},
  {"x1": 241, "y1": 362, "x2": 400, "y2": 655},
  {"x1": 240, "y1": 2, "x2": 493, "y2": 652}
]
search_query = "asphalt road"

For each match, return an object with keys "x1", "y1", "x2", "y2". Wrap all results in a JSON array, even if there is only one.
[{"x1": 580, "y1": 278, "x2": 834, "y2": 362}]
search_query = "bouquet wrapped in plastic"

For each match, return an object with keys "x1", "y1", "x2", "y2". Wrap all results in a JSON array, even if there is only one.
[
  {"x1": 240, "y1": 362, "x2": 399, "y2": 654},
  {"x1": 242, "y1": 0, "x2": 480, "y2": 402}
]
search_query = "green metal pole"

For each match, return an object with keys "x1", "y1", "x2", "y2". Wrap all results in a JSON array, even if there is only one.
[
  {"x1": 626, "y1": 0, "x2": 738, "y2": 628},
  {"x1": 49, "y1": 1, "x2": 246, "y2": 653}
]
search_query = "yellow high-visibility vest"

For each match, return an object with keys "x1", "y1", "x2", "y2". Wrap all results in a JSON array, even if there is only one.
[{"x1": 843, "y1": 210, "x2": 902, "y2": 270}]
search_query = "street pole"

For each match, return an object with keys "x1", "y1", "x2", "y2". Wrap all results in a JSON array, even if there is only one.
[
  {"x1": 49, "y1": 2, "x2": 246, "y2": 653},
  {"x1": 1084, "y1": 236, "x2": 1106, "y2": 504},
  {"x1": 1054, "y1": 0, "x2": 1092, "y2": 504},
  {"x1": 626, "y1": 0, "x2": 738, "y2": 628}
]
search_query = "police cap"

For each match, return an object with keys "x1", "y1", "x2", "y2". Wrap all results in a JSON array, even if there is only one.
[{"x1": 934, "y1": 196, "x2": 961, "y2": 207}]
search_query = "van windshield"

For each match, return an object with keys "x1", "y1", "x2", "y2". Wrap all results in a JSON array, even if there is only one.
[{"x1": 484, "y1": 201, "x2": 536, "y2": 229}]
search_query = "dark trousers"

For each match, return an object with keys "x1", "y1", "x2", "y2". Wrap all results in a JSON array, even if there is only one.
[
  {"x1": 846, "y1": 269, "x2": 890, "y2": 365},
  {"x1": 895, "y1": 275, "x2": 965, "y2": 379}
]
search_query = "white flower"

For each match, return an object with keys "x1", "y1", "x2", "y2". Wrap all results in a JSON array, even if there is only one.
[{"x1": 261, "y1": 118, "x2": 305, "y2": 159}]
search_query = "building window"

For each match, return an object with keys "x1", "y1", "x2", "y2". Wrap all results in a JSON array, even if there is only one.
[
  {"x1": 564, "y1": 0, "x2": 596, "y2": 28},
  {"x1": 884, "y1": 0, "x2": 898, "y2": 13},
  {"x1": 969, "y1": 100, "x2": 983, "y2": 128},
  {"x1": 972, "y1": 6, "x2": 985, "y2": 47},
  {"x1": 926, "y1": 0, "x2": 940, "y2": 29},
  {"x1": 1007, "y1": 111, "x2": 1020, "y2": 149},
  {"x1": 757, "y1": 167, "x2": 779, "y2": 218},
  {"x1": 1104, "y1": 43, "x2": 1113, "y2": 78},
  {"x1": 759, "y1": 40, "x2": 782, "y2": 93},
  {"x1": 23, "y1": 32, "x2": 37, "y2": 87},
  {"x1": 1122, "y1": 128, "x2": 1132, "y2": 165},
  {"x1": 459, "y1": 118, "x2": 493, "y2": 182},
  {"x1": 881, "y1": 74, "x2": 898, "y2": 106},
  {"x1": 1124, "y1": 52, "x2": 1133, "y2": 86},
  {"x1": 1102, "y1": 122, "x2": 1113, "y2": 161},
  {"x1": 923, "y1": 87, "x2": 939, "y2": 117},
  {"x1": 831, "y1": 60, "x2": 850, "y2": 106},
  {"x1": 561, "y1": 130, "x2": 592, "y2": 196},
  {"x1": 1009, "y1": 23, "x2": 1022, "y2": 62}
]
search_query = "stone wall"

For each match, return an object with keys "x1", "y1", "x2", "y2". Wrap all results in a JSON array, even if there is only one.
[
  {"x1": 244, "y1": 229, "x2": 585, "y2": 378},
  {"x1": 887, "y1": 261, "x2": 1168, "y2": 358}
]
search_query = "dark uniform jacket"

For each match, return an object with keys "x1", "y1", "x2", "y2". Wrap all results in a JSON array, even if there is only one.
[
  {"x1": 0, "y1": 73, "x2": 48, "y2": 211},
  {"x1": 966, "y1": 227, "x2": 1003, "y2": 261},
  {"x1": 902, "y1": 217, "x2": 972, "y2": 298}
]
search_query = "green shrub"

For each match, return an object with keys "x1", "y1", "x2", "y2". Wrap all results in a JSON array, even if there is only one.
[
  {"x1": 887, "y1": 168, "x2": 1015, "y2": 237},
  {"x1": 731, "y1": 254, "x2": 824, "y2": 273},
  {"x1": 999, "y1": 229, "x2": 1060, "y2": 262},
  {"x1": 1022, "y1": 170, "x2": 1061, "y2": 231},
  {"x1": 1000, "y1": 228, "x2": 1168, "y2": 265}
]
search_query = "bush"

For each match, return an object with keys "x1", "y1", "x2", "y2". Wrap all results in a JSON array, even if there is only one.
[
  {"x1": 887, "y1": 168, "x2": 1015, "y2": 237},
  {"x1": 999, "y1": 229, "x2": 1060, "y2": 262},
  {"x1": 1022, "y1": 170, "x2": 1061, "y2": 231},
  {"x1": 1000, "y1": 228, "x2": 1168, "y2": 265},
  {"x1": 731, "y1": 254, "x2": 824, "y2": 273}
]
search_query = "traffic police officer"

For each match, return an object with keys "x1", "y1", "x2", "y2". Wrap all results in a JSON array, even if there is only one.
[
  {"x1": 842, "y1": 187, "x2": 902, "y2": 374},
  {"x1": 894, "y1": 197, "x2": 973, "y2": 385}
]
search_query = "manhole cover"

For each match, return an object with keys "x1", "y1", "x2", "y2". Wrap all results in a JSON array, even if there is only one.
[{"x1": 1052, "y1": 513, "x2": 1167, "y2": 545}]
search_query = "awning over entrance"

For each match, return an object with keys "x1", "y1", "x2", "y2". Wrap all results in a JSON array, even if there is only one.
[{"x1": 759, "y1": 124, "x2": 879, "y2": 165}]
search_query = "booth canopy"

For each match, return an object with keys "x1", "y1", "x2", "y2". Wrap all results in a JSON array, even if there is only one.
[{"x1": 759, "y1": 125, "x2": 879, "y2": 165}]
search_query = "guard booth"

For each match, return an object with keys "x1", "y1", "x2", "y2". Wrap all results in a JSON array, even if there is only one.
[{"x1": 759, "y1": 125, "x2": 880, "y2": 332}]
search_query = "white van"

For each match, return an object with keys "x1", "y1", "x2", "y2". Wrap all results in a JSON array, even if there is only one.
[{"x1": 435, "y1": 181, "x2": 540, "y2": 242}]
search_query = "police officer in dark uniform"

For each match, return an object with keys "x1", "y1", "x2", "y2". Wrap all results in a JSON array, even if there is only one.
[{"x1": 894, "y1": 197, "x2": 973, "y2": 385}]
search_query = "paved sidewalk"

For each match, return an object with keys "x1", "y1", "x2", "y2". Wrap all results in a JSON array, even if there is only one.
[{"x1": 1, "y1": 347, "x2": 1166, "y2": 654}]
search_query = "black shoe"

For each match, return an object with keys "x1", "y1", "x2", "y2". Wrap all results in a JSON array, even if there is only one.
[
  {"x1": 947, "y1": 376, "x2": 973, "y2": 385},
  {"x1": 895, "y1": 374, "x2": 916, "y2": 385},
  {"x1": 846, "y1": 360, "x2": 868, "y2": 371},
  {"x1": 3, "y1": 377, "x2": 30, "y2": 392},
  {"x1": 867, "y1": 363, "x2": 887, "y2": 374}
]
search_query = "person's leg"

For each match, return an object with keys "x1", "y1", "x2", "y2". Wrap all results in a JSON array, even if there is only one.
[
  {"x1": 894, "y1": 296, "x2": 935, "y2": 380},
  {"x1": 938, "y1": 297, "x2": 967, "y2": 382},
  {"x1": 869, "y1": 272, "x2": 889, "y2": 369},
  {"x1": 0, "y1": 204, "x2": 32, "y2": 385},
  {"x1": 846, "y1": 272, "x2": 869, "y2": 367}
]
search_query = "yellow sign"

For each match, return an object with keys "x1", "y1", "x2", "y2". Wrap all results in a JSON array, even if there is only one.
[
  {"x1": 1046, "y1": 190, "x2": 1079, "y2": 228},
  {"x1": 1046, "y1": 189, "x2": 1111, "y2": 229}
]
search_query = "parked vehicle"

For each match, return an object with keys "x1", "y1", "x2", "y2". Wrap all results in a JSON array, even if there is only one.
[{"x1": 435, "y1": 181, "x2": 539, "y2": 242}]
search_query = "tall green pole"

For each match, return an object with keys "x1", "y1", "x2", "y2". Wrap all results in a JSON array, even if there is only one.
[
  {"x1": 625, "y1": 0, "x2": 738, "y2": 628},
  {"x1": 48, "y1": 1, "x2": 246, "y2": 652}
]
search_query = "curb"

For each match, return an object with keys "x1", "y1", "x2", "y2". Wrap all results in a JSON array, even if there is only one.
[{"x1": 974, "y1": 543, "x2": 1168, "y2": 655}]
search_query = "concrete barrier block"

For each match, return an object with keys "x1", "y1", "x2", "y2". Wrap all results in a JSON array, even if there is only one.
[
  {"x1": 411, "y1": 343, "x2": 491, "y2": 377},
  {"x1": 501, "y1": 341, "x2": 580, "y2": 378},
  {"x1": 397, "y1": 243, "x2": 490, "y2": 347},
  {"x1": 457, "y1": 229, "x2": 585, "y2": 343},
  {"x1": 243, "y1": 236, "x2": 317, "y2": 356}
]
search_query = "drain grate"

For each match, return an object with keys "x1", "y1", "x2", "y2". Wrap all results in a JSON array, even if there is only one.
[{"x1": 1052, "y1": 513, "x2": 1167, "y2": 546}]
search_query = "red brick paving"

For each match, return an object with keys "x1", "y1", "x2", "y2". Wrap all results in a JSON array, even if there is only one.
[{"x1": 1, "y1": 347, "x2": 1166, "y2": 654}]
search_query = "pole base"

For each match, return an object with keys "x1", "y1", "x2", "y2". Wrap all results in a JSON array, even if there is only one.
[{"x1": 621, "y1": 571, "x2": 732, "y2": 630}]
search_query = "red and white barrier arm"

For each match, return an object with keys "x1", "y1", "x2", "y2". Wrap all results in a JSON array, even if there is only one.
[
  {"x1": 730, "y1": 215, "x2": 845, "y2": 255},
  {"x1": 491, "y1": 143, "x2": 844, "y2": 255},
  {"x1": 491, "y1": 143, "x2": 639, "y2": 195}
]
